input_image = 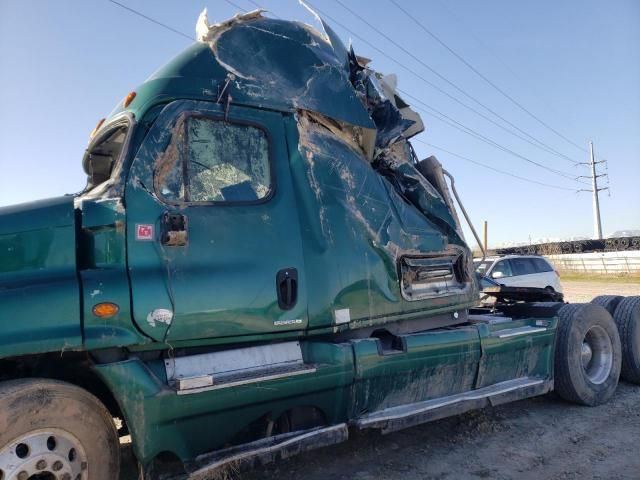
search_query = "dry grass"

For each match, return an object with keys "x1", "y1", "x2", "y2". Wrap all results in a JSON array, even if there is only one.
[{"x1": 559, "y1": 272, "x2": 640, "y2": 284}]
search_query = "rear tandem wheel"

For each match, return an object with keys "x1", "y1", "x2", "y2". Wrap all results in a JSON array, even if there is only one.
[
  {"x1": 590, "y1": 295, "x2": 624, "y2": 316},
  {"x1": 611, "y1": 296, "x2": 640, "y2": 384},
  {"x1": 554, "y1": 303, "x2": 622, "y2": 406}
]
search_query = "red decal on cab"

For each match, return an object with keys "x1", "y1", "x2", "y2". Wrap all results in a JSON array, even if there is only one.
[{"x1": 136, "y1": 224, "x2": 154, "y2": 241}]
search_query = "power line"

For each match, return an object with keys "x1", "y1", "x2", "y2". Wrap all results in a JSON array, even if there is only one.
[
  {"x1": 244, "y1": 0, "x2": 279, "y2": 16},
  {"x1": 400, "y1": 89, "x2": 589, "y2": 184},
  {"x1": 231, "y1": 1, "x2": 586, "y2": 189},
  {"x1": 224, "y1": 0, "x2": 257, "y2": 14},
  {"x1": 106, "y1": 0, "x2": 587, "y2": 187},
  {"x1": 332, "y1": 0, "x2": 581, "y2": 165},
  {"x1": 297, "y1": 1, "x2": 588, "y2": 184},
  {"x1": 413, "y1": 139, "x2": 576, "y2": 192},
  {"x1": 107, "y1": 0, "x2": 192, "y2": 41},
  {"x1": 389, "y1": 0, "x2": 589, "y2": 155},
  {"x1": 229, "y1": 0, "x2": 584, "y2": 189},
  {"x1": 233, "y1": 0, "x2": 586, "y2": 180},
  {"x1": 433, "y1": 0, "x2": 569, "y2": 127}
]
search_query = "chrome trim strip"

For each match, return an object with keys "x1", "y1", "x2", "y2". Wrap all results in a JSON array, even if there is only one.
[
  {"x1": 177, "y1": 366, "x2": 317, "y2": 395},
  {"x1": 494, "y1": 326, "x2": 548, "y2": 338}
]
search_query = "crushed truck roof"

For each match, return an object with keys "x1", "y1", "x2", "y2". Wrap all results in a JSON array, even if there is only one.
[
  {"x1": 111, "y1": 9, "x2": 424, "y2": 155},
  {"x1": 102, "y1": 8, "x2": 469, "y2": 267}
]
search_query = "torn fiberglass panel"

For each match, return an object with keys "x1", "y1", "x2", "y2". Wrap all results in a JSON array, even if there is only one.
[
  {"x1": 293, "y1": 115, "x2": 476, "y2": 321},
  {"x1": 296, "y1": 115, "x2": 448, "y2": 263},
  {"x1": 374, "y1": 141, "x2": 464, "y2": 244}
]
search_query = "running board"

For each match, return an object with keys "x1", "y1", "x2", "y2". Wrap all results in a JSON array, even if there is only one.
[
  {"x1": 175, "y1": 363, "x2": 317, "y2": 395},
  {"x1": 353, "y1": 377, "x2": 553, "y2": 434},
  {"x1": 186, "y1": 424, "x2": 348, "y2": 479},
  {"x1": 164, "y1": 341, "x2": 317, "y2": 395}
]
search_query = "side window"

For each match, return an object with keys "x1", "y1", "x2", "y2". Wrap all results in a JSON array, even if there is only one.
[
  {"x1": 511, "y1": 258, "x2": 537, "y2": 276},
  {"x1": 157, "y1": 116, "x2": 271, "y2": 203},
  {"x1": 474, "y1": 261, "x2": 492, "y2": 275},
  {"x1": 533, "y1": 257, "x2": 553, "y2": 273},
  {"x1": 491, "y1": 260, "x2": 513, "y2": 278},
  {"x1": 83, "y1": 124, "x2": 130, "y2": 191}
]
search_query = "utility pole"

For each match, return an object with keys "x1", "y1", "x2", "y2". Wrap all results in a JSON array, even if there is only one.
[
  {"x1": 589, "y1": 142, "x2": 602, "y2": 239},
  {"x1": 483, "y1": 220, "x2": 488, "y2": 253},
  {"x1": 577, "y1": 141, "x2": 609, "y2": 240}
]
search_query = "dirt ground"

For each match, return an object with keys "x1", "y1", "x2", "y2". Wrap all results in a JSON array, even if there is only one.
[
  {"x1": 561, "y1": 279, "x2": 640, "y2": 303},
  {"x1": 243, "y1": 383, "x2": 640, "y2": 480},
  {"x1": 120, "y1": 279, "x2": 640, "y2": 480}
]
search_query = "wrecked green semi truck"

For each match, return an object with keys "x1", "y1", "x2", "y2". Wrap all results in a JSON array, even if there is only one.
[{"x1": 2, "y1": 10, "x2": 639, "y2": 480}]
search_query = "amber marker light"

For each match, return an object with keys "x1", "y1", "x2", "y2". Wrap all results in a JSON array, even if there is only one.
[
  {"x1": 123, "y1": 91, "x2": 137, "y2": 108},
  {"x1": 89, "y1": 118, "x2": 106, "y2": 139},
  {"x1": 93, "y1": 302, "x2": 120, "y2": 318}
]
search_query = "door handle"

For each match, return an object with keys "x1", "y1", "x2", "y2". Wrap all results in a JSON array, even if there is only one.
[
  {"x1": 276, "y1": 268, "x2": 298, "y2": 310},
  {"x1": 161, "y1": 212, "x2": 188, "y2": 246}
]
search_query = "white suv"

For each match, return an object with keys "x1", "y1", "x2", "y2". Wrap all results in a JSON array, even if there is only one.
[{"x1": 474, "y1": 255, "x2": 563, "y2": 294}]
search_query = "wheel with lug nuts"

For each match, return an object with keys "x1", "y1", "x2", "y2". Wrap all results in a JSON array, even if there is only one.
[
  {"x1": 554, "y1": 303, "x2": 622, "y2": 406},
  {"x1": 0, "y1": 379, "x2": 119, "y2": 480}
]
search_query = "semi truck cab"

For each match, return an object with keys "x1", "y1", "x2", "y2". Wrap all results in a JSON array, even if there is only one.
[{"x1": 0, "y1": 9, "x2": 635, "y2": 480}]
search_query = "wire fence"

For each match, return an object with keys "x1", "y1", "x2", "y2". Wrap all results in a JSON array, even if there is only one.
[{"x1": 546, "y1": 252, "x2": 640, "y2": 275}]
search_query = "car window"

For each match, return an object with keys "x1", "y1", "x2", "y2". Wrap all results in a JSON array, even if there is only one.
[
  {"x1": 491, "y1": 260, "x2": 513, "y2": 278},
  {"x1": 158, "y1": 116, "x2": 271, "y2": 203},
  {"x1": 532, "y1": 257, "x2": 554, "y2": 273},
  {"x1": 511, "y1": 258, "x2": 537, "y2": 276},
  {"x1": 474, "y1": 261, "x2": 493, "y2": 275}
]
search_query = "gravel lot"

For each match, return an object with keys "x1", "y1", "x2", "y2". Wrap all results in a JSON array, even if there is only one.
[
  {"x1": 561, "y1": 279, "x2": 640, "y2": 303},
  {"x1": 243, "y1": 383, "x2": 640, "y2": 480},
  {"x1": 121, "y1": 279, "x2": 640, "y2": 480}
]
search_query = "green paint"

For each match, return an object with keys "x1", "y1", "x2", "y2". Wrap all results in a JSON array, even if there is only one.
[
  {"x1": 0, "y1": 196, "x2": 82, "y2": 358},
  {"x1": 0, "y1": 12, "x2": 562, "y2": 472},
  {"x1": 95, "y1": 341, "x2": 354, "y2": 462},
  {"x1": 95, "y1": 320, "x2": 556, "y2": 464}
]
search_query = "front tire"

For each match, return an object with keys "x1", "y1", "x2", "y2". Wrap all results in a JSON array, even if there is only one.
[
  {"x1": 554, "y1": 303, "x2": 622, "y2": 406},
  {"x1": 0, "y1": 379, "x2": 120, "y2": 480}
]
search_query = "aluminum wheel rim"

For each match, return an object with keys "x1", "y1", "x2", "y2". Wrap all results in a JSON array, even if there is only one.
[
  {"x1": 581, "y1": 325, "x2": 613, "y2": 385},
  {"x1": 0, "y1": 428, "x2": 87, "y2": 480}
]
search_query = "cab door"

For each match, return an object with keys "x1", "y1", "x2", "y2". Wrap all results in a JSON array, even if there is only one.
[{"x1": 124, "y1": 100, "x2": 307, "y2": 342}]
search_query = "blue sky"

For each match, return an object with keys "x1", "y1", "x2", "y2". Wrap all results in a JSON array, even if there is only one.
[{"x1": 0, "y1": 1, "x2": 638, "y2": 246}]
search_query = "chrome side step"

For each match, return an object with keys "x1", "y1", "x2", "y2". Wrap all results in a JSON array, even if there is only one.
[
  {"x1": 175, "y1": 364, "x2": 317, "y2": 395},
  {"x1": 165, "y1": 341, "x2": 317, "y2": 395},
  {"x1": 186, "y1": 424, "x2": 349, "y2": 479},
  {"x1": 492, "y1": 325, "x2": 548, "y2": 338},
  {"x1": 353, "y1": 377, "x2": 552, "y2": 434}
]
